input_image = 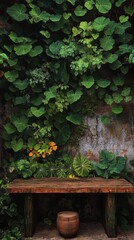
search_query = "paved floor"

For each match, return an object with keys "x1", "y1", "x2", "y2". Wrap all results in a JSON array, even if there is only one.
[{"x1": 31, "y1": 222, "x2": 134, "y2": 240}]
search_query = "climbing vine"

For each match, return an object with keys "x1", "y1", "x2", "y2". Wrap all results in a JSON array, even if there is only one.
[{"x1": 0, "y1": 0, "x2": 134, "y2": 160}]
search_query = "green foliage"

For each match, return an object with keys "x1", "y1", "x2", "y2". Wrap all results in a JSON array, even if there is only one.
[
  {"x1": 92, "y1": 150, "x2": 127, "y2": 179},
  {"x1": 0, "y1": 0, "x2": 133, "y2": 165},
  {"x1": 73, "y1": 155, "x2": 92, "y2": 177},
  {"x1": 0, "y1": 179, "x2": 22, "y2": 239}
]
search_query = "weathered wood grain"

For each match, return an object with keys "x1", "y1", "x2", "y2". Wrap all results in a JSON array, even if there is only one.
[
  {"x1": 7, "y1": 177, "x2": 134, "y2": 193},
  {"x1": 104, "y1": 193, "x2": 116, "y2": 237}
]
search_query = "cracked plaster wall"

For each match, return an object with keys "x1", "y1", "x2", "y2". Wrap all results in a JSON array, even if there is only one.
[{"x1": 69, "y1": 104, "x2": 134, "y2": 171}]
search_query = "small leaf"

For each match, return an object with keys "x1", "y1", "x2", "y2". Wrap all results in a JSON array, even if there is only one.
[
  {"x1": 7, "y1": 4, "x2": 29, "y2": 21},
  {"x1": 92, "y1": 17, "x2": 110, "y2": 32},
  {"x1": 66, "y1": 113, "x2": 82, "y2": 125},
  {"x1": 67, "y1": 90, "x2": 83, "y2": 104},
  {"x1": 31, "y1": 106, "x2": 45, "y2": 117},
  {"x1": 11, "y1": 138, "x2": 23, "y2": 152},
  {"x1": 11, "y1": 116, "x2": 28, "y2": 132},
  {"x1": 13, "y1": 79, "x2": 29, "y2": 90},
  {"x1": 104, "y1": 94, "x2": 113, "y2": 105},
  {"x1": 40, "y1": 30, "x2": 50, "y2": 38},
  {"x1": 112, "y1": 93, "x2": 123, "y2": 103},
  {"x1": 81, "y1": 75, "x2": 94, "y2": 89},
  {"x1": 4, "y1": 70, "x2": 18, "y2": 82},
  {"x1": 101, "y1": 115, "x2": 110, "y2": 125},
  {"x1": 50, "y1": 14, "x2": 62, "y2": 22},
  {"x1": 74, "y1": 5, "x2": 87, "y2": 17},
  {"x1": 113, "y1": 76, "x2": 125, "y2": 86},
  {"x1": 97, "y1": 79, "x2": 111, "y2": 88},
  {"x1": 115, "y1": 0, "x2": 126, "y2": 7},
  {"x1": 121, "y1": 87, "x2": 131, "y2": 97},
  {"x1": 14, "y1": 44, "x2": 32, "y2": 55},
  {"x1": 4, "y1": 123, "x2": 16, "y2": 134},
  {"x1": 95, "y1": 0, "x2": 112, "y2": 14},
  {"x1": 105, "y1": 53, "x2": 118, "y2": 63},
  {"x1": 119, "y1": 15, "x2": 129, "y2": 23},
  {"x1": 112, "y1": 105, "x2": 123, "y2": 114},
  {"x1": 100, "y1": 36, "x2": 115, "y2": 51},
  {"x1": 72, "y1": 27, "x2": 82, "y2": 36},
  {"x1": 84, "y1": 0, "x2": 94, "y2": 10},
  {"x1": 29, "y1": 45, "x2": 43, "y2": 57},
  {"x1": 79, "y1": 21, "x2": 88, "y2": 31}
]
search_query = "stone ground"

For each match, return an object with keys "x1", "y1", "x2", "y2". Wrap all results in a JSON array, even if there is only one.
[{"x1": 28, "y1": 222, "x2": 134, "y2": 240}]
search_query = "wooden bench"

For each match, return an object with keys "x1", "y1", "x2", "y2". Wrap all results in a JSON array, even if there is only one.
[{"x1": 7, "y1": 177, "x2": 134, "y2": 238}]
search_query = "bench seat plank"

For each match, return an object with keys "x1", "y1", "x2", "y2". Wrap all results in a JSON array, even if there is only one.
[{"x1": 7, "y1": 177, "x2": 134, "y2": 193}]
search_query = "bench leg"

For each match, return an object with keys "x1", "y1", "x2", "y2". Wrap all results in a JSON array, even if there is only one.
[
  {"x1": 24, "y1": 194, "x2": 36, "y2": 237},
  {"x1": 104, "y1": 193, "x2": 116, "y2": 238}
]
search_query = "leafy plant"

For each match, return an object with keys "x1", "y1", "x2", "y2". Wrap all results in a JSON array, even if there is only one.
[
  {"x1": 73, "y1": 155, "x2": 92, "y2": 177},
  {"x1": 92, "y1": 150, "x2": 127, "y2": 179}
]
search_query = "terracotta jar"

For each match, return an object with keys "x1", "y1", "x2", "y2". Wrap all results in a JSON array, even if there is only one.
[{"x1": 57, "y1": 211, "x2": 79, "y2": 238}]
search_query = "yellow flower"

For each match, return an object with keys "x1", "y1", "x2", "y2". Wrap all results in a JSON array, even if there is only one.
[{"x1": 68, "y1": 174, "x2": 75, "y2": 179}]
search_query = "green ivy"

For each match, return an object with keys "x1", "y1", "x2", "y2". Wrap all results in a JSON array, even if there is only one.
[{"x1": 0, "y1": 0, "x2": 133, "y2": 156}]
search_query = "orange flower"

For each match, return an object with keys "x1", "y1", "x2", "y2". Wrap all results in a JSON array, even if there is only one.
[
  {"x1": 29, "y1": 152, "x2": 33, "y2": 157},
  {"x1": 52, "y1": 145, "x2": 58, "y2": 151},
  {"x1": 42, "y1": 153, "x2": 46, "y2": 158},
  {"x1": 49, "y1": 141, "x2": 56, "y2": 147}
]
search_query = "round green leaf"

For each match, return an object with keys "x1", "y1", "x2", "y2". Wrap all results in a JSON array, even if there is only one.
[
  {"x1": 97, "y1": 79, "x2": 111, "y2": 88},
  {"x1": 7, "y1": 4, "x2": 29, "y2": 21},
  {"x1": 29, "y1": 45, "x2": 43, "y2": 57},
  {"x1": 95, "y1": 0, "x2": 112, "y2": 14},
  {"x1": 31, "y1": 107, "x2": 45, "y2": 117},
  {"x1": 74, "y1": 5, "x2": 87, "y2": 17},
  {"x1": 100, "y1": 36, "x2": 115, "y2": 51},
  {"x1": 112, "y1": 105, "x2": 123, "y2": 114},
  {"x1": 92, "y1": 17, "x2": 110, "y2": 32},
  {"x1": 81, "y1": 75, "x2": 95, "y2": 89},
  {"x1": 14, "y1": 44, "x2": 32, "y2": 55}
]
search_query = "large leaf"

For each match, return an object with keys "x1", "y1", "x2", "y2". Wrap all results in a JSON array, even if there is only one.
[
  {"x1": 49, "y1": 41, "x2": 63, "y2": 56},
  {"x1": 67, "y1": 89, "x2": 83, "y2": 104},
  {"x1": 7, "y1": 4, "x2": 29, "y2": 21},
  {"x1": 105, "y1": 53, "x2": 118, "y2": 63},
  {"x1": 4, "y1": 70, "x2": 19, "y2": 83},
  {"x1": 84, "y1": 0, "x2": 94, "y2": 10},
  {"x1": 31, "y1": 106, "x2": 45, "y2": 117},
  {"x1": 81, "y1": 75, "x2": 95, "y2": 89},
  {"x1": 29, "y1": 6, "x2": 50, "y2": 23},
  {"x1": 9, "y1": 32, "x2": 31, "y2": 43},
  {"x1": 14, "y1": 44, "x2": 32, "y2": 55},
  {"x1": 112, "y1": 105, "x2": 123, "y2": 114},
  {"x1": 115, "y1": 0, "x2": 126, "y2": 7},
  {"x1": 29, "y1": 45, "x2": 43, "y2": 57},
  {"x1": 92, "y1": 17, "x2": 110, "y2": 32},
  {"x1": 100, "y1": 36, "x2": 115, "y2": 51},
  {"x1": 97, "y1": 79, "x2": 111, "y2": 88},
  {"x1": 11, "y1": 116, "x2": 28, "y2": 132},
  {"x1": 74, "y1": 5, "x2": 87, "y2": 16},
  {"x1": 113, "y1": 76, "x2": 125, "y2": 86},
  {"x1": 73, "y1": 156, "x2": 91, "y2": 177},
  {"x1": 11, "y1": 138, "x2": 23, "y2": 152},
  {"x1": 66, "y1": 113, "x2": 82, "y2": 125},
  {"x1": 13, "y1": 79, "x2": 29, "y2": 90},
  {"x1": 95, "y1": 0, "x2": 112, "y2": 14},
  {"x1": 50, "y1": 14, "x2": 62, "y2": 22},
  {"x1": 4, "y1": 123, "x2": 16, "y2": 134}
]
